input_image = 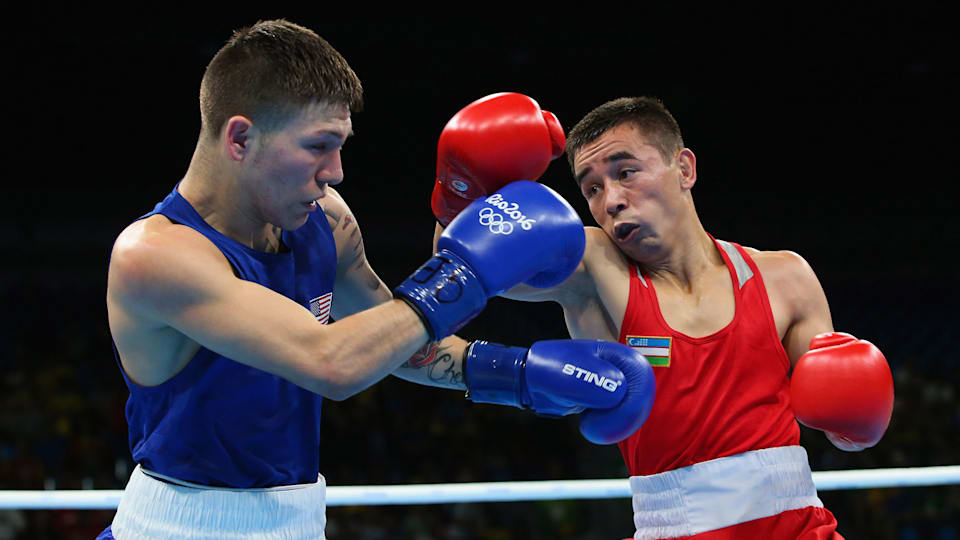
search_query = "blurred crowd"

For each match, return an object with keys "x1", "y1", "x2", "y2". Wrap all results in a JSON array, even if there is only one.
[{"x1": 1, "y1": 263, "x2": 957, "y2": 540}]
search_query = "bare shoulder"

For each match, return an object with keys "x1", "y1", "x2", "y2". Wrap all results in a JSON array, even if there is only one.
[
  {"x1": 320, "y1": 187, "x2": 355, "y2": 231},
  {"x1": 582, "y1": 226, "x2": 632, "y2": 285},
  {"x1": 566, "y1": 225, "x2": 628, "y2": 300},
  {"x1": 111, "y1": 215, "x2": 227, "y2": 276},
  {"x1": 558, "y1": 226, "x2": 620, "y2": 291},
  {"x1": 321, "y1": 187, "x2": 371, "y2": 270},
  {"x1": 742, "y1": 246, "x2": 816, "y2": 279},
  {"x1": 583, "y1": 226, "x2": 626, "y2": 268},
  {"x1": 499, "y1": 226, "x2": 617, "y2": 304},
  {"x1": 108, "y1": 215, "x2": 231, "y2": 311},
  {"x1": 741, "y1": 245, "x2": 824, "y2": 303},
  {"x1": 585, "y1": 225, "x2": 613, "y2": 246},
  {"x1": 324, "y1": 186, "x2": 348, "y2": 209}
]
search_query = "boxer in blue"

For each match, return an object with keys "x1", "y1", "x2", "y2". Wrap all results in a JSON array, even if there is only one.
[{"x1": 98, "y1": 19, "x2": 654, "y2": 540}]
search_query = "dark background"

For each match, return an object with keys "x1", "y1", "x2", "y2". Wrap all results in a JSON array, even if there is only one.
[{"x1": 2, "y1": 7, "x2": 958, "y2": 539}]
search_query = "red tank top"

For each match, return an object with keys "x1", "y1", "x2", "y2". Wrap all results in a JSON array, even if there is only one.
[{"x1": 617, "y1": 238, "x2": 800, "y2": 476}]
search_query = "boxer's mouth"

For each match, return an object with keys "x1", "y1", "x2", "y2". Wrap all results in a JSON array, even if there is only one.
[{"x1": 614, "y1": 223, "x2": 641, "y2": 241}]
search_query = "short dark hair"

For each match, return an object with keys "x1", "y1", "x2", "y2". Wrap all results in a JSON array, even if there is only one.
[
  {"x1": 199, "y1": 19, "x2": 363, "y2": 138},
  {"x1": 566, "y1": 97, "x2": 684, "y2": 172}
]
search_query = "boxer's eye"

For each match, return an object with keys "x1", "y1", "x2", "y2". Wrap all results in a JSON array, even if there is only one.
[{"x1": 308, "y1": 134, "x2": 345, "y2": 154}]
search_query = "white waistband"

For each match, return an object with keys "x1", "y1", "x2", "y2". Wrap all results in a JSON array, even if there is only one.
[
  {"x1": 629, "y1": 446, "x2": 822, "y2": 540},
  {"x1": 140, "y1": 467, "x2": 321, "y2": 492},
  {"x1": 111, "y1": 464, "x2": 327, "y2": 540}
]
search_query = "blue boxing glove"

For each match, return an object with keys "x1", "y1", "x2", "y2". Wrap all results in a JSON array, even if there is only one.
[
  {"x1": 395, "y1": 180, "x2": 584, "y2": 341},
  {"x1": 465, "y1": 340, "x2": 656, "y2": 445}
]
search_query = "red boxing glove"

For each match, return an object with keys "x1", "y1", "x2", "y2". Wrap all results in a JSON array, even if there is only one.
[
  {"x1": 790, "y1": 332, "x2": 894, "y2": 451},
  {"x1": 431, "y1": 92, "x2": 566, "y2": 226}
]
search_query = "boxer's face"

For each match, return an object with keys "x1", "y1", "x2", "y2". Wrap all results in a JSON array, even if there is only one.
[
  {"x1": 573, "y1": 123, "x2": 686, "y2": 261},
  {"x1": 242, "y1": 101, "x2": 353, "y2": 230}
]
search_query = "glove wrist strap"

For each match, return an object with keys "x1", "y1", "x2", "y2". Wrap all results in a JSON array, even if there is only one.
[
  {"x1": 464, "y1": 340, "x2": 528, "y2": 407},
  {"x1": 393, "y1": 250, "x2": 488, "y2": 341}
]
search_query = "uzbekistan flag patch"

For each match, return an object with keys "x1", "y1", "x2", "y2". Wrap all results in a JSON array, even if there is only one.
[{"x1": 626, "y1": 336, "x2": 672, "y2": 367}]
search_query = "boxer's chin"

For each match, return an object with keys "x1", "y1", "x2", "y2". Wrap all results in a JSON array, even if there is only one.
[{"x1": 619, "y1": 235, "x2": 665, "y2": 263}]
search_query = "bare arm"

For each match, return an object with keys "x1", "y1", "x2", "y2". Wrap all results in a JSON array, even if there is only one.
[
  {"x1": 108, "y1": 216, "x2": 429, "y2": 402},
  {"x1": 392, "y1": 336, "x2": 470, "y2": 390},
  {"x1": 324, "y1": 188, "x2": 392, "y2": 320},
  {"x1": 759, "y1": 249, "x2": 895, "y2": 451},
  {"x1": 430, "y1": 221, "x2": 596, "y2": 305},
  {"x1": 755, "y1": 249, "x2": 835, "y2": 367},
  {"x1": 323, "y1": 191, "x2": 469, "y2": 390}
]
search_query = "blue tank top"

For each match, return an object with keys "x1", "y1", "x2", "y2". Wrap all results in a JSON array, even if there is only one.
[{"x1": 115, "y1": 185, "x2": 337, "y2": 488}]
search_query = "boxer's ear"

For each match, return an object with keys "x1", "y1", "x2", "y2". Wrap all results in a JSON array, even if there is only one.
[
  {"x1": 225, "y1": 115, "x2": 254, "y2": 161},
  {"x1": 676, "y1": 148, "x2": 696, "y2": 190}
]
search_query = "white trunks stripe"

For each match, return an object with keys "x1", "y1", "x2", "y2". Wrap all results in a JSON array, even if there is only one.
[
  {"x1": 110, "y1": 464, "x2": 327, "y2": 540},
  {"x1": 630, "y1": 446, "x2": 823, "y2": 540}
]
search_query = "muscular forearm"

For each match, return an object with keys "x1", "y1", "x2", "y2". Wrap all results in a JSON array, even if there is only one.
[
  {"x1": 310, "y1": 300, "x2": 431, "y2": 400},
  {"x1": 391, "y1": 335, "x2": 470, "y2": 390}
]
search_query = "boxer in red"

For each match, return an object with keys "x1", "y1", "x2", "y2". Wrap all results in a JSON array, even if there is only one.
[{"x1": 432, "y1": 96, "x2": 894, "y2": 539}]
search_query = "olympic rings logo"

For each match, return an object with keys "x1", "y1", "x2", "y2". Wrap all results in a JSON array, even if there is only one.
[
  {"x1": 478, "y1": 207, "x2": 514, "y2": 235},
  {"x1": 480, "y1": 193, "x2": 537, "y2": 232}
]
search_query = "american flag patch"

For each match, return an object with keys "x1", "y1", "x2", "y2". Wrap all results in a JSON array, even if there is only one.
[
  {"x1": 626, "y1": 336, "x2": 672, "y2": 367},
  {"x1": 309, "y1": 292, "x2": 333, "y2": 325}
]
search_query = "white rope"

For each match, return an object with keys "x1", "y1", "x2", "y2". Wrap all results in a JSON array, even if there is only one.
[{"x1": 1, "y1": 465, "x2": 957, "y2": 510}]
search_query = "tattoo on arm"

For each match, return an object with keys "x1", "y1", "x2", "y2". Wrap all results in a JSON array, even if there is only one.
[
  {"x1": 406, "y1": 342, "x2": 438, "y2": 368},
  {"x1": 401, "y1": 342, "x2": 464, "y2": 386},
  {"x1": 350, "y1": 237, "x2": 365, "y2": 266},
  {"x1": 347, "y1": 234, "x2": 380, "y2": 291},
  {"x1": 326, "y1": 205, "x2": 363, "y2": 257},
  {"x1": 427, "y1": 351, "x2": 463, "y2": 386},
  {"x1": 324, "y1": 205, "x2": 344, "y2": 228},
  {"x1": 326, "y1": 205, "x2": 378, "y2": 289}
]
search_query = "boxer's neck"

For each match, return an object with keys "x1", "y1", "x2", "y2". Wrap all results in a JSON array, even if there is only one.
[{"x1": 178, "y1": 144, "x2": 282, "y2": 253}]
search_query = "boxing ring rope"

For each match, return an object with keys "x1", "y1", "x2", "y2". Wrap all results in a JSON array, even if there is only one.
[{"x1": 1, "y1": 465, "x2": 958, "y2": 510}]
